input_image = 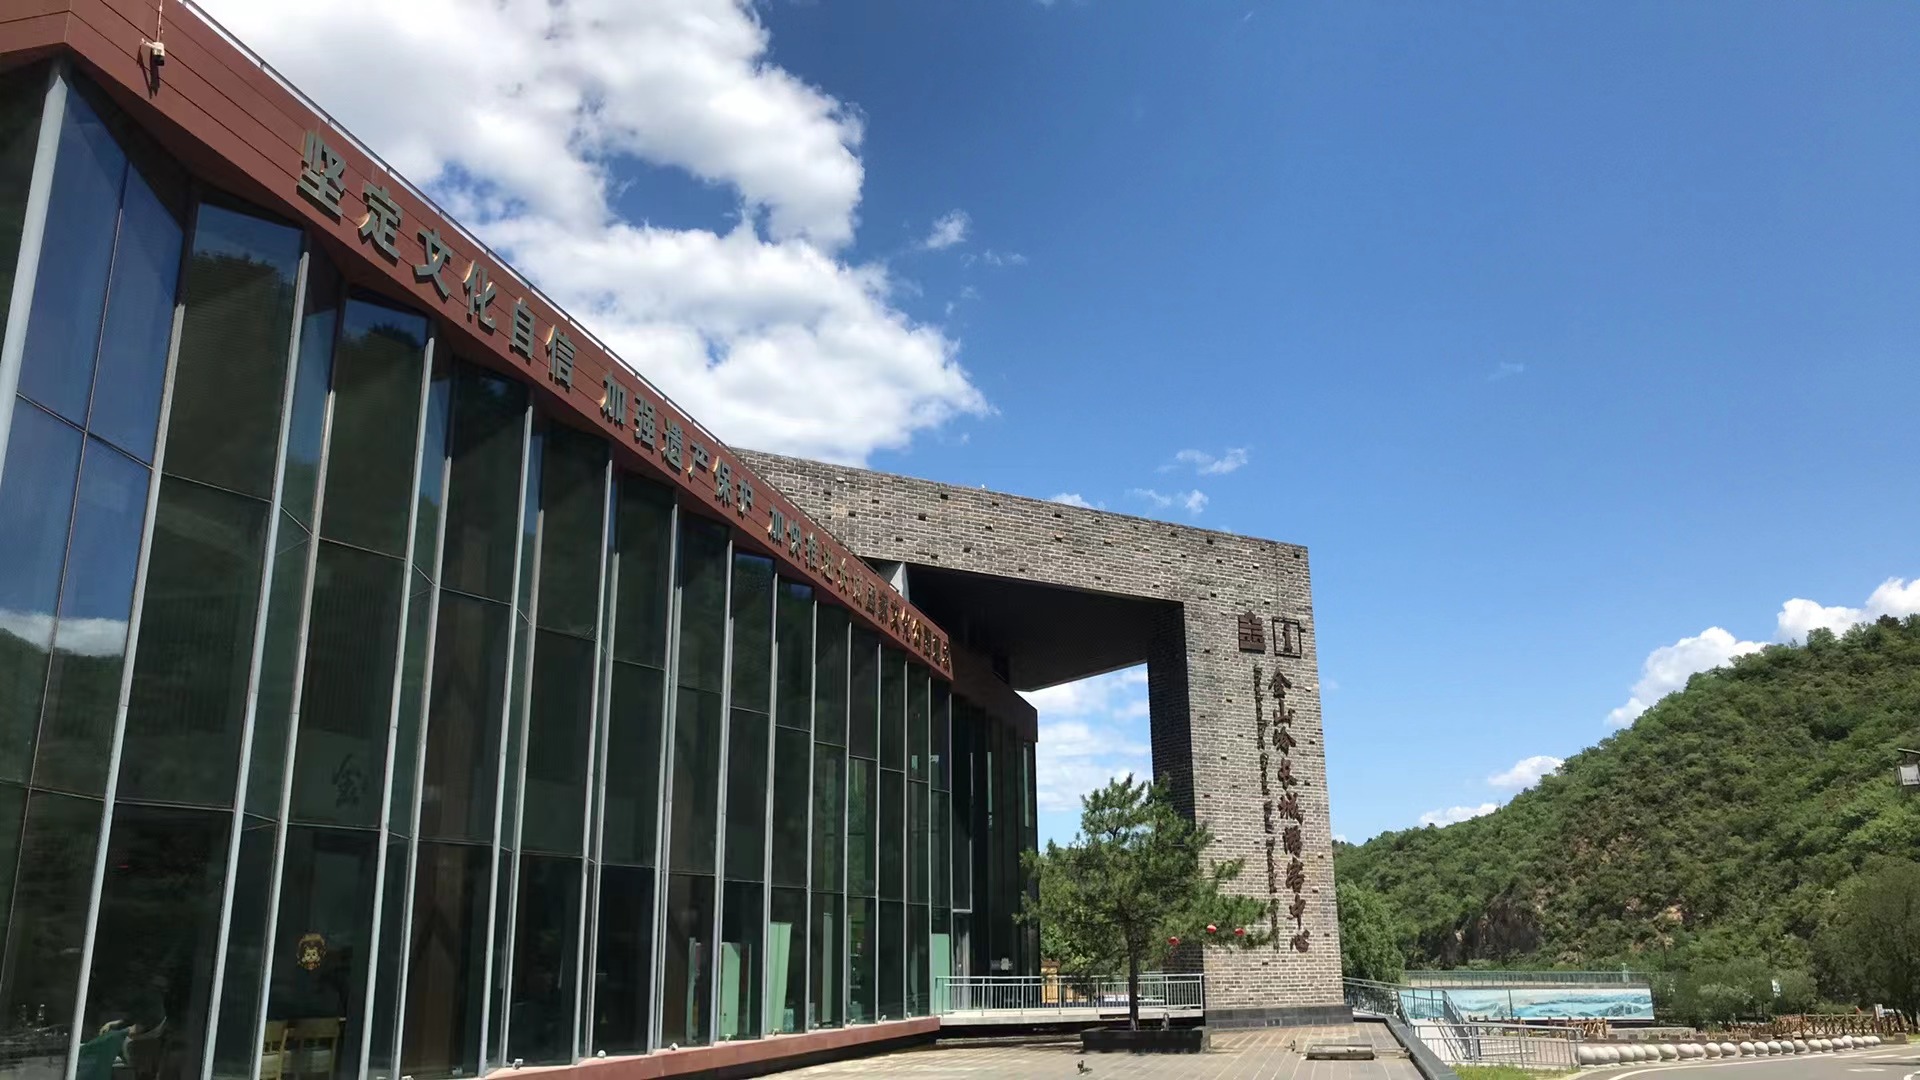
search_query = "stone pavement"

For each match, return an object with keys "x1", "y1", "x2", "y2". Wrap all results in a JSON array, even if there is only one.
[{"x1": 767, "y1": 1024, "x2": 1422, "y2": 1079}]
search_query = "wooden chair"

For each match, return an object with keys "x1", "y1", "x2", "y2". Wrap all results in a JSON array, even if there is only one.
[
  {"x1": 259, "y1": 1021, "x2": 288, "y2": 1080},
  {"x1": 285, "y1": 1018, "x2": 343, "y2": 1080}
]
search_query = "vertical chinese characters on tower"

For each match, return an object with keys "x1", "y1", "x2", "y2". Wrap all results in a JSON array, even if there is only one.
[{"x1": 1249, "y1": 607, "x2": 1310, "y2": 953}]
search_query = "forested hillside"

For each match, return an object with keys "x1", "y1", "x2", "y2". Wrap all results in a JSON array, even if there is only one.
[{"x1": 1335, "y1": 616, "x2": 1920, "y2": 976}]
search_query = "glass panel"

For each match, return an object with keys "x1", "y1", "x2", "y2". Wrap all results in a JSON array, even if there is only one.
[
  {"x1": 909, "y1": 782, "x2": 928, "y2": 904},
  {"x1": 768, "y1": 887, "x2": 805, "y2": 1034},
  {"x1": 419, "y1": 593, "x2": 509, "y2": 843},
  {"x1": 401, "y1": 842, "x2": 490, "y2": 1079},
  {"x1": 521, "y1": 630, "x2": 593, "y2": 856},
  {"x1": 674, "y1": 520, "x2": 726, "y2": 695},
  {"x1": 89, "y1": 139, "x2": 185, "y2": 462},
  {"x1": 163, "y1": 198, "x2": 302, "y2": 500},
  {"x1": 0, "y1": 792, "x2": 99, "y2": 1080},
  {"x1": 847, "y1": 897, "x2": 873, "y2": 1024},
  {"x1": 412, "y1": 362, "x2": 449, "y2": 573},
  {"x1": 610, "y1": 477, "x2": 672, "y2": 667},
  {"x1": 880, "y1": 650, "x2": 903, "y2": 771},
  {"x1": 34, "y1": 439, "x2": 146, "y2": 794},
  {"x1": 932, "y1": 683, "x2": 949, "y2": 790},
  {"x1": 120, "y1": 477, "x2": 268, "y2": 807},
  {"x1": 774, "y1": 584, "x2": 810, "y2": 736},
  {"x1": 508, "y1": 853, "x2": 579, "y2": 1065},
  {"x1": 847, "y1": 758, "x2": 874, "y2": 897},
  {"x1": 441, "y1": 367, "x2": 525, "y2": 602},
  {"x1": 533, "y1": 425, "x2": 605, "y2": 637},
  {"x1": 659, "y1": 873, "x2": 713, "y2": 1048},
  {"x1": 367, "y1": 839, "x2": 407, "y2": 1080},
  {"x1": 717, "y1": 881, "x2": 760, "y2": 1041},
  {"x1": 0, "y1": 404, "x2": 81, "y2": 780},
  {"x1": 908, "y1": 905, "x2": 929, "y2": 1017},
  {"x1": 728, "y1": 554, "x2": 770, "y2": 712},
  {"x1": 879, "y1": 770, "x2": 902, "y2": 901},
  {"x1": 808, "y1": 891, "x2": 840, "y2": 1029},
  {"x1": 600, "y1": 661, "x2": 663, "y2": 867},
  {"x1": 83, "y1": 804, "x2": 229, "y2": 1080},
  {"x1": 770, "y1": 728, "x2": 808, "y2": 888},
  {"x1": 266, "y1": 825, "x2": 379, "y2": 1080},
  {"x1": 812, "y1": 606, "x2": 846, "y2": 748},
  {"x1": 289, "y1": 542, "x2": 403, "y2": 828},
  {"x1": 952, "y1": 705, "x2": 971, "y2": 911},
  {"x1": 809, "y1": 747, "x2": 842, "y2": 893},
  {"x1": 0, "y1": 783, "x2": 19, "y2": 994},
  {"x1": 0, "y1": 65, "x2": 49, "y2": 351},
  {"x1": 279, "y1": 258, "x2": 338, "y2": 529},
  {"x1": 847, "y1": 630, "x2": 875, "y2": 759},
  {"x1": 246, "y1": 522, "x2": 310, "y2": 816},
  {"x1": 591, "y1": 864, "x2": 653, "y2": 1055},
  {"x1": 721, "y1": 709, "x2": 767, "y2": 883},
  {"x1": 909, "y1": 668, "x2": 928, "y2": 781},
  {"x1": 932, "y1": 790, "x2": 950, "y2": 914},
  {"x1": 209, "y1": 817, "x2": 275, "y2": 1080},
  {"x1": 319, "y1": 297, "x2": 428, "y2": 556},
  {"x1": 878, "y1": 900, "x2": 902, "y2": 1021},
  {"x1": 19, "y1": 85, "x2": 124, "y2": 425}
]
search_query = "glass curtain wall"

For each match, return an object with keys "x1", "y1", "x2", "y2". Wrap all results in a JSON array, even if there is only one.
[
  {"x1": 844, "y1": 630, "x2": 878, "y2": 1024},
  {"x1": 768, "y1": 580, "x2": 811, "y2": 1034},
  {"x1": 589, "y1": 476, "x2": 673, "y2": 1057},
  {"x1": 808, "y1": 605, "x2": 847, "y2": 1030},
  {"x1": 0, "y1": 65, "x2": 959, "y2": 1080},
  {"x1": 717, "y1": 553, "x2": 770, "y2": 1041},
  {"x1": 929, "y1": 683, "x2": 950, "y2": 1010}
]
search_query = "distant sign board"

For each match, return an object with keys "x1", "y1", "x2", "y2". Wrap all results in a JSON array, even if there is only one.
[{"x1": 1402, "y1": 987, "x2": 1655, "y2": 1022}]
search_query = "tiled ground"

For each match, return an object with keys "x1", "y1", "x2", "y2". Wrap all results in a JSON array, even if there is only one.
[{"x1": 768, "y1": 1024, "x2": 1423, "y2": 1079}]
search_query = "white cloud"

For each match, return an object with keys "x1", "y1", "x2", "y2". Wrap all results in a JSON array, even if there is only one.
[
  {"x1": 1776, "y1": 578, "x2": 1920, "y2": 641},
  {"x1": 200, "y1": 0, "x2": 986, "y2": 464},
  {"x1": 1049, "y1": 493, "x2": 1099, "y2": 509},
  {"x1": 971, "y1": 249, "x2": 1027, "y2": 267},
  {"x1": 1129, "y1": 488, "x2": 1208, "y2": 515},
  {"x1": 922, "y1": 210, "x2": 970, "y2": 251},
  {"x1": 1487, "y1": 754, "x2": 1563, "y2": 791},
  {"x1": 1419, "y1": 803, "x2": 1498, "y2": 828},
  {"x1": 1333, "y1": 833, "x2": 1349, "y2": 843},
  {"x1": 1606, "y1": 626, "x2": 1764, "y2": 727},
  {"x1": 1488, "y1": 361, "x2": 1526, "y2": 381},
  {"x1": 0, "y1": 610, "x2": 127, "y2": 657},
  {"x1": 1024, "y1": 668, "x2": 1152, "y2": 813},
  {"x1": 1165, "y1": 447, "x2": 1249, "y2": 476}
]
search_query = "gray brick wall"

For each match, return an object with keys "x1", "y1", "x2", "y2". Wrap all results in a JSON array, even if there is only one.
[{"x1": 740, "y1": 451, "x2": 1342, "y2": 1013}]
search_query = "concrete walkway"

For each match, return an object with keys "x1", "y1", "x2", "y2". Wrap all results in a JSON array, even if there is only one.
[{"x1": 769, "y1": 1024, "x2": 1423, "y2": 1079}]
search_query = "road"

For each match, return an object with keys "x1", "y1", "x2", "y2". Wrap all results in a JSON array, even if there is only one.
[{"x1": 1585, "y1": 1044, "x2": 1920, "y2": 1079}]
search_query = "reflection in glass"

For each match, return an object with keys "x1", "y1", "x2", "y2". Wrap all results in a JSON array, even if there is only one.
[
  {"x1": 0, "y1": 792, "x2": 99, "y2": 1080},
  {"x1": 320, "y1": 298, "x2": 428, "y2": 556},
  {"x1": 847, "y1": 759, "x2": 874, "y2": 898},
  {"x1": 442, "y1": 369, "x2": 526, "y2": 602},
  {"x1": 279, "y1": 260, "x2": 338, "y2": 529},
  {"x1": 717, "y1": 881, "x2": 761, "y2": 1041},
  {"x1": 210, "y1": 818, "x2": 275, "y2": 1080},
  {"x1": 534, "y1": 426, "x2": 606, "y2": 638},
  {"x1": 660, "y1": 873, "x2": 713, "y2": 1048},
  {"x1": 508, "y1": 854, "x2": 579, "y2": 1065},
  {"x1": 771, "y1": 727, "x2": 808, "y2": 888},
  {"x1": 289, "y1": 542, "x2": 404, "y2": 828},
  {"x1": 163, "y1": 198, "x2": 303, "y2": 500},
  {"x1": 35, "y1": 439, "x2": 148, "y2": 795},
  {"x1": 402, "y1": 842, "x2": 490, "y2": 1078},
  {"x1": 0, "y1": 64, "x2": 49, "y2": 350},
  {"x1": 847, "y1": 897, "x2": 874, "y2": 1025},
  {"x1": 810, "y1": 748, "x2": 843, "y2": 894},
  {"x1": 0, "y1": 404, "x2": 82, "y2": 778},
  {"x1": 120, "y1": 478, "x2": 268, "y2": 808},
  {"x1": 880, "y1": 770, "x2": 902, "y2": 901},
  {"x1": 593, "y1": 865, "x2": 654, "y2": 1055},
  {"x1": 848, "y1": 630, "x2": 876, "y2": 759},
  {"x1": 19, "y1": 84, "x2": 124, "y2": 425},
  {"x1": 722, "y1": 710, "x2": 768, "y2": 883},
  {"x1": 808, "y1": 891, "x2": 841, "y2": 1029},
  {"x1": 768, "y1": 887, "x2": 806, "y2": 1034},
  {"x1": 909, "y1": 781, "x2": 928, "y2": 905},
  {"x1": 246, "y1": 524, "x2": 312, "y2": 816},
  {"x1": 813, "y1": 606, "x2": 846, "y2": 747},
  {"x1": 266, "y1": 826, "x2": 379, "y2": 1080},
  {"x1": 88, "y1": 144, "x2": 185, "y2": 462},
  {"x1": 84, "y1": 805, "x2": 229, "y2": 1080},
  {"x1": 601, "y1": 662, "x2": 663, "y2": 866},
  {"x1": 881, "y1": 650, "x2": 903, "y2": 771},
  {"x1": 908, "y1": 905, "x2": 929, "y2": 1017},
  {"x1": 521, "y1": 630, "x2": 594, "y2": 855},
  {"x1": 610, "y1": 478, "x2": 673, "y2": 667},
  {"x1": 419, "y1": 594, "x2": 509, "y2": 843}
]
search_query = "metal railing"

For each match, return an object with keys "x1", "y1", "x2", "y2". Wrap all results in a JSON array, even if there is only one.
[
  {"x1": 1413, "y1": 1018, "x2": 1584, "y2": 1069},
  {"x1": 934, "y1": 974, "x2": 1206, "y2": 1016},
  {"x1": 1404, "y1": 969, "x2": 1654, "y2": 988}
]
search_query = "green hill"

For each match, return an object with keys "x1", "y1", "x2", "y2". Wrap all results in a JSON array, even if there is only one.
[{"x1": 1334, "y1": 615, "x2": 1920, "y2": 977}]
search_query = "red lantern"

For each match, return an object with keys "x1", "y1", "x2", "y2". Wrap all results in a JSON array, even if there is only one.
[
  {"x1": 1206, "y1": 924, "x2": 1218, "y2": 934},
  {"x1": 1167, "y1": 936, "x2": 1180, "y2": 947}
]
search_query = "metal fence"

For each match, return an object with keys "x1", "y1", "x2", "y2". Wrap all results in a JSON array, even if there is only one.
[
  {"x1": 1413, "y1": 1019, "x2": 1585, "y2": 1069},
  {"x1": 934, "y1": 974, "x2": 1206, "y2": 1016},
  {"x1": 1404, "y1": 969, "x2": 1654, "y2": 988}
]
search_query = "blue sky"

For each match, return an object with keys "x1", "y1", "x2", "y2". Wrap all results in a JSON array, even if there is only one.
[{"x1": 213, "y1": 0, "x2": 1920, "y2": 846}]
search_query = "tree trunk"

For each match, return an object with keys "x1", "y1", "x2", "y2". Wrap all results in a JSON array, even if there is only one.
[{"x1": 1127, "y1": 945, "x2": 1141, "y2": 1031}]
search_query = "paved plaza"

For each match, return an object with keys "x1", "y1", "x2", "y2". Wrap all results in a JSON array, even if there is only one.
[{"x1": 769, "y1": 1025, "x2": 1420, "y2": 1079}]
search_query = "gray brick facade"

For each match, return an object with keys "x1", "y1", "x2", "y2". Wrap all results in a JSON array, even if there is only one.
[{"x1": 739, "y1": 451, "x2": 1344, "y2": 1018}]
